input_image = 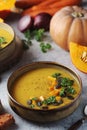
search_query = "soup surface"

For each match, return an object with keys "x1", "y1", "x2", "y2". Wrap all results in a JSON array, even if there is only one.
[
  {"x1": 11, "y1": 67, "x2": 81, "y2": 110},
  {"x1": 0, "y1": 28, "x2": 13, "y2": 49}
]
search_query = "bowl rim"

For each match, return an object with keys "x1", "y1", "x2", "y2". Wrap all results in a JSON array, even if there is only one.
[
  {"x1": 7, "y1": 61, "x2": 82, "y2": 112},
  {"x1": 0, "y1": 22, "x2": 15, "y2": 51}
]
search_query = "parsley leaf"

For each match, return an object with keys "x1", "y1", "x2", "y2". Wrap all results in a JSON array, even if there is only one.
[
  {"x1": 52, "y1": 73, "x2": 61, "y2": 79},
  {"x1": 40, "y1": 42, "x2": 52, "y2": 53},
  {"x1": 60, "y1": 78, "x2": 74, "y2": 87},
  {"x1": 22, "y1": 29, "x2": 52, "y2": 53},
  {"x1": 43, "y1": 96, "x2": 56, "y2": 105},
  {"x1": 0, "y1": 37, "x2": 7, "y2": 47},
  {"x1": 32, "y1": 29, "x2": 45, "y2": 41},
  {"x1": 22, "y1": 30, "x2": 33, "y2": 50}
]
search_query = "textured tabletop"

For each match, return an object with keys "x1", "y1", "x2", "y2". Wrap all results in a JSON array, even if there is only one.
[{"x1": 0, "y1": 0, "x2": 87, "y2": 130}]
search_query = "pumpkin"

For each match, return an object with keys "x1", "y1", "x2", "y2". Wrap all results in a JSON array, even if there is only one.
[
  {"x1": 0, "y1": 0, "x2": 16, "y2": 19},
  {"x1": 70, "y1": 42, "x2": 87, "y2": 73},
  {"x1": 50, "y1": 6, "x2": 87, "y2": 51}
]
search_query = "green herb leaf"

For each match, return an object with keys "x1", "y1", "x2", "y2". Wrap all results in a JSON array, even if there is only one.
[
  {"x1": 22, "y1": 39, "x2": 32, "y2": 50},
  {"x1": 65, "y1": 86, "x2": 76, "y2": 94},
  {"x1": 41, "y1": 45, "x2": 47, "y2": 53},
  {"x1": 59, "y1": 85, "x2": 76, "y2": 97},
  {"x1": 0, "y1": 37, "x2": 6, "y2": 45},
  {"x1": 45, "y1": 43, "x2": 52, "y2": 49},
  {"x1": 40, "y1": 42, "x2": 44, "y2": 47},
  {"x1": 32, "y1": 97, "x2": 38, "y2": 100},
  {"x1": 59, "y1": 88, "x2": 66, "y2": 97},
  {"x1": 24, "y1": 30, "x2": 31, "y2": 40},
  {"x1": 29, "y1": 104, "x2": 35, "y2": 108},
  {"x1": 22, "y1": 30, "x2": 33, "y2": 50},
  {"x1": 33, "y1": 29, "x2": 45, "y2": 41},
  {"x1": 61, "y1": 78, "x2": 74, "y2": 87},
  {"x1": 22, "y1": 29, "x2": 52, "y2": 53},
  {"x1": 40, "y1": 42, "x2": 52, "y2": 53},
  {"x1": 52, "y1": 73, "x2": 61, "y2": 79},
  {"x1": 43, "y1": 96, "x2": 56, "y2": 105}
]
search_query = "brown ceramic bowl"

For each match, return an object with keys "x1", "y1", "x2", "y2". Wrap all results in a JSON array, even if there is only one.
[
  {"x1": 0, "y1": 23, "x2": 15, "y2": 62},
  {"x1": 7, "y1": 62, "x2": 82, "y2": 122}
]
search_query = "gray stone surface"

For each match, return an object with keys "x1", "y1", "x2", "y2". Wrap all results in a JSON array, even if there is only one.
[{"x1": 0, "y1": 0, "x2": 87, "y2": 130}]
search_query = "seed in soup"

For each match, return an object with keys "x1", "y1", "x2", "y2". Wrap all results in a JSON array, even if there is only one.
[{"x1": 11, "y1": 68, "x2": 80, "y2": 110}]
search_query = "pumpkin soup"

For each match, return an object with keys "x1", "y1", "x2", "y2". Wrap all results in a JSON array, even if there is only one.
[
  {"x1": 11, "y1": 67, "x2": 80, "y2": 110},
  {"x1": 0, "y1": 28, "x2": 13, "y2": 49}
]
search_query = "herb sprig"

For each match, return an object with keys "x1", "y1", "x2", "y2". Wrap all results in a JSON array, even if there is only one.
[
  {"x1": 40, "y1": 42, "x2": 52, "y2": 53},
  {"x1": 22, "y1": 29, "x2": 52, "y2": 53},
  {"x1": 32, "y1": 29, "x2": 44, "y2": 41},
  {"x1": 0, "y1": 37, "x2": 7, "y2": 48},
  {"x1": 52, "y1": 73, "x2": 61, "y2": 79},
  {"x1": 22, "y1": 30, "x2": 32, "y2": 50},
  {"x1": 51, "y1": 73, "x2": 76, "y2": 97},
  {"x1": 43, "y1": 96, "x2": 56, "y2": 105},
  {"x1": 59, "y1": 77, "x2": 75, "y2": 96}
]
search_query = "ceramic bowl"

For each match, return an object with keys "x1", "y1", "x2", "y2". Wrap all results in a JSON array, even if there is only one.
[
  {"x1": 7, "y1": 62, "x2": 82, "y2": 122},
  {"x1": 0, "y1": 23, "x2": 15, "y2": 62}
]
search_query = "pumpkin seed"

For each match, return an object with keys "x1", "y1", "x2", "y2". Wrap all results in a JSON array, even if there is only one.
[
  {"x1": 81, "y1": 51, "x2": 87, "y2": 63},
  {"x1": 71, "y1": 12, "x2": 84, "y2": 18}
]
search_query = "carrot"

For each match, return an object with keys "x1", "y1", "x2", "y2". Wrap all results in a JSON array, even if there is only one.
[
  {"x1": 22, "y1": 0, "x2": 82, "y2": 17},
  {"x1": 31, "y1": 0, "x2": 60, "y2": 8},
  {"x1": 49, "y1": 0, "x2": 82, "y2": 8},
  {"x1": 15, "y1": 0, "x2": 43, "y2": 9},
  {"x1": 22, "y1": 0, "x2": 61, "y2": 13},
  {"x1": 25, "y1": 7, "x2": 61, "y2": 17}
]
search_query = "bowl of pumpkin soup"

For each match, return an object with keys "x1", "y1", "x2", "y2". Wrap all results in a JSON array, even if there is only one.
[
  {"x1": 7, "y1": 62, "x2": 82, "y2": 122},
  {"x1": 0, "y1": 22, "x2": 15, "y2": 61}
]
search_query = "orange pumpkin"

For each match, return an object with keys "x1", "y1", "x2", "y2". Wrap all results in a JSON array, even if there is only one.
[
  {"x1": 50, "y1": 6, "x2": 87, "y2": 51},
  {"x1": 0, "y1": 0, "x2": 16, "y2": 19},
  {"x1": 70, "y1": 42, "x2": 87, "y2": 73}
]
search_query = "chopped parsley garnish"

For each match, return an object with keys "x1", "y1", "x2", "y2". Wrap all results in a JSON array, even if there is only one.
[
  {"x1": 40, "y1": 42, "x2": 52, "y2": 53},
  {"x1": 60, "y1": 77, "x2": 74, "y2": 87},
  {"x1": 52, "y1": 73, "x2": 76, "y2": 97},
  {"x1": 58, "y1": 77, "x2": 75, "y2": 96},
  {"x1": 29, "y1": 104, "x2": 35, "y2": 108},
  {"x1": 22, "y1": 29, "x2": 52, "y2": 53},
  {"x1": 32, "y1": 29, "x2": 44, "y2": 41},
  {"x1": 32, "y1": 97, "x2": 38, "y2": 100},
  {"x1": 52, "y1": 73, "x2": 61, "y2": 79},
  {"x1": 43, "y1": 96, "x2": 56, "y2": 105},
  {"x1": 27, "y1": 73, "x2": 76, "y2": 109},
  {"x1": 0, "y1": 37, "x2": 7, "y2": 48},
  {"x1": 22, "y1": 30, "x2": 32, "y2": 50}
]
